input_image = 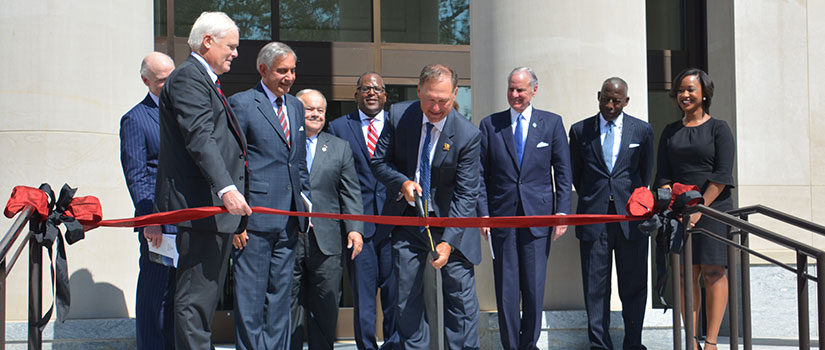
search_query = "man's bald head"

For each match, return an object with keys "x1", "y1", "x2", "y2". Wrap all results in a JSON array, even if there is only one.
[{"x1": 140, "y1": 52, "x2": 175, "y2": 96}]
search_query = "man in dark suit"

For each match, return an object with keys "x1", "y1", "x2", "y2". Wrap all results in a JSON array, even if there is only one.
[
  {"x1": 289, "y1": 89, "x2": 364, "y2": 350},
  {"x1": 569, "y1": 77, "x2": 654, "y2": 350},
  {"x1": 227, "y1": 41, "x2": 310, "y2": 350},
  {"x1": 370, "y1": 64, "x2": 481, "y2": 349},
  {"x1": 155, "y1": 12, "x2": 251, "y2": 349},
  {"x1": 120, "y1": 51, "x2": 176, "y2": 350},
  {"x1": 477, "y1": 66, "x2": 572, "y2": 350},
  {"x1": 327, "y1": 71, "x2": 398, "y2": 349}
]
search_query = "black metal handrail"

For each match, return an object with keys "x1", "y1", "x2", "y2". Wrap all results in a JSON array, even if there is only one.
[
  {"x1": 669, "y1": 204, "x2": 825, "y2": 350},
  {"x1": 0, "y1": 205, "x2": 41, "y2": 350}
]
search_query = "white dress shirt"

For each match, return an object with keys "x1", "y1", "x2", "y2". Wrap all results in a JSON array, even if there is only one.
[
  {"x1": 509, "y1": 104, "x2": 534, "y2": 144},
  {"x1": 359, "y1": 109, "x2": 385, "y2": 144},
  {"x1": 599, "y1": 112, "x2": 624, "y2": 169},
  {"x1": 413, "y1": 114, "x2": 447, "y2": 209}
]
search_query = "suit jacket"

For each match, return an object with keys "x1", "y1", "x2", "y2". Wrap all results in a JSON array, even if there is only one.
[
  {"x1": 569, "y1": 113, "x2": 654, "y2": 241},
  {"x1": 307, "y1": 132, "x2": 364, "y2": 255},
  {"x1": 370, "y1": 100, "x2": 482, "y2": 265},
  {"x1": 228, "y1": 83, "x2": 310, "y2": 234},
  {"x1": 155, "y1": 55, "x2": 247, "y2": 234},
  {"x1": 120, "y1": 93, "x2": 176, "y2": 234},
  {"x1": 477, "y1": 108, "x2": 573, "y2": 237},
  {"x1": 328, "y1": 111, "x2": 388, "y2": 241}
]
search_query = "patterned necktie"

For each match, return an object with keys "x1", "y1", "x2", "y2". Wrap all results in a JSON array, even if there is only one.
[
  {"x1": 275, "y1": 97, "x2": 290, "y2": 147},
  {"x1": 603, "y1": 121, "x2": 615, "y2": 172},
  {"x1": 367, "y1": 118, "x2": 378, "y2": 158},
  {"x1": 514, "y1": 114, "x2": 525, "y2": 165},
  {"x1": 419, "y1": 122, "x2": 435, "y2": 206},
  {"x1": 306, "y1": 137, "x2": 314, "y2": 174}
]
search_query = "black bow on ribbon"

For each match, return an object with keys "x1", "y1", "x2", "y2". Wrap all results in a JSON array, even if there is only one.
[
  {"x1": 637, "y1": 187, "x2": 704, "y2": 310},
  {"x1": 28, "y1": 183, "x2": 87, "y2": 329}
]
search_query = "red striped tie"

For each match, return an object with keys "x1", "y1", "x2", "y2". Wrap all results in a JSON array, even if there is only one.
[
  {"x1": 276, "y1": 97, "x2": 290, "y2": 147},
  {"x1": 366, "y1": 118, "x2": 378, "y2": 157}
]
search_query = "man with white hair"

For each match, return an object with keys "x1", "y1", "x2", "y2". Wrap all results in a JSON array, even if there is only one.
[
  {"x1": 120, "y1": 51, "x2": 175, "y2": 350},
  {"x1": 227, "y1": 41, "x2": 310, "y2": 350},
  {"x1": 155, "y1": 11, "x2": 251, "y2": 349}
]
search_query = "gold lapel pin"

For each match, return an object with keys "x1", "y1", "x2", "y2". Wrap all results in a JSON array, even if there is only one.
[{"x1": 442, "y1": 143, "x2": 450, "y2": 151}]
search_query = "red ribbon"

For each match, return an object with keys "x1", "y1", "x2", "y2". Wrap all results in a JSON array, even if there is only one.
[{"x1": 5, "y1": 185, "x2": 655, "y2": 231}]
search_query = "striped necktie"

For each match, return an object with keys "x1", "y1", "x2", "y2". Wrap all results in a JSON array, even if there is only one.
[
  {"x1": 275, "y1": 97, "x2": 290, "y2": 147},
  {"x1": 367, "y1": 118, "x2": 378, "y2": 157}
]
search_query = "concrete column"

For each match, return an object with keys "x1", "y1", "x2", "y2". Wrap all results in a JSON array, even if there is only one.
[
  {"x1": 471, "y1": 1, "x2": 649, "y2": 310},
  {"x1": 0, "y1": 0, "x2": 153, "y2": 320}
]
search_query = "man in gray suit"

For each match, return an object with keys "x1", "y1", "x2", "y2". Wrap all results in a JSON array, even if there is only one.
[
  {"x1": 228, "y1": 42, "x2": 311, "y2": 350},
  {"x1": 290, "y1": 89, "x2": 364, "y2": 350},
  {"x1": 154, "y1": 12, "x2": 250, "y2": 349}
]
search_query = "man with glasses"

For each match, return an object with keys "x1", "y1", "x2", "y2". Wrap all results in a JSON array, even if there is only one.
[{"x1": 328, "y1": 72, "x2": 399, "y2": 349}]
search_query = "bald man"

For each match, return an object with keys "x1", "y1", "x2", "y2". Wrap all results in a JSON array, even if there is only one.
[
  {"x1": 290, "y1": 89, "x2": 363, "y2": 350},
  {"x1": 119, "y1": 51, "x2": 176, "y2": 350}
]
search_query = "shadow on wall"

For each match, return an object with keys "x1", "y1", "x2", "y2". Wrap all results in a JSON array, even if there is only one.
[{"x1": 65, "y1": 268, "x2": 129, "y2": 319}]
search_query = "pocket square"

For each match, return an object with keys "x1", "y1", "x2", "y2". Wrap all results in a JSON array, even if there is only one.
[
  {"x1": 629, "y1": 143, "x2": 640, "y2": 148},
  {"x1": 536, "y1": 142, "x2": 549, "y2": 148},
  {"x1": 298, "y1": 126, "x2": 304, "y2": 131}
]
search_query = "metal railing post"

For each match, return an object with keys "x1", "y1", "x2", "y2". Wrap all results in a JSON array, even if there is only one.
[
  {"x1": 740, "y1": 229, "x2": 752, "y2": 350},
  {"x1": 1, "y1": 259, "x2": 5, "y2": 349},
  {"x1": 728, "y1": 228, "x2": 739, "y2": 349},
  {"x1": 672, "y1": 252, "x2": 682, "y2": 350},
  {"x1": 684, "y1": 222, "x2": 695, "y2": 350},
  {"x1": 817, "y1": 253, "x2": 825, "y2": 350},
  {"x1": 798, "y1": 252, "x2": 810, "y2": 350},
  {"x1": 28, "y1": 234, "x2": 42, "y2": 350}
]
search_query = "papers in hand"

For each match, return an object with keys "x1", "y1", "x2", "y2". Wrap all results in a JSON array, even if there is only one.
[{"x1": 148, "y1": 234, "x2": 179, "y2": 267}]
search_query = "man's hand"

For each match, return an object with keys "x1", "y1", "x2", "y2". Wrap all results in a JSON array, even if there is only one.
[
  {"x1": 401, "y1": 180, "x2": 422, "y2": 203},
  {"x1": 688, "y1": 212, "x2": 702, "y2": 229},
  {"x1": 347, "y1": 231, "x2": 364, "y2": 260},
  {"x1": 430, "y1": 242, "x2": 452, "y2": 269},
  {"x1": 553, "y1": 225, "x2": 568, "y2": 241},
  {"x1": 143, "y1": 225, "x2": 163, "y2": 248},
  {"x1": 221, "y1": 189, "x2": 252, "y2": 215},
  {"x1": 233, "y1": 230, "x2": 248, "y2": 250},
  {"x1": 480, "y1": 215, "x2": 490, "y2": 240}
]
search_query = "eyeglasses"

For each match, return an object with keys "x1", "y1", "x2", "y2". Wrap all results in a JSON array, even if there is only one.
[{"x1": 357, "y1": 86, "x2": 385, "y2": 94}]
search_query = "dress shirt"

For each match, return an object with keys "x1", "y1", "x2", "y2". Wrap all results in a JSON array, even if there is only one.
[
  {"x1": 359, "y1": 109, "x2": 385, "y2": 143},
  {"x1": 149, "y1": 91, "x2": 159, "y2": 106},
  {"x1": 190, "y1": 52, "x2": 237, "y2": 198},
  {"x1": 260, "y1": 81, "x2": 289, "y2": 122},
  {"x1": 599, "y1": 112, "x2": 624, "y2": 168},
  {"x1": 509, "y1": 104, "x2": 534, "y2": 143}
]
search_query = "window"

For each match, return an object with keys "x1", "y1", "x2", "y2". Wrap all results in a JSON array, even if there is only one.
[{"x1": 381, "y1": 0, "x2": 469, "y2": 45}]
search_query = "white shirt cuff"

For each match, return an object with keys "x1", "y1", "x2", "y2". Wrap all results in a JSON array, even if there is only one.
[{"x1": 217, "y1": 185, "x2": 238, "y2": 198}]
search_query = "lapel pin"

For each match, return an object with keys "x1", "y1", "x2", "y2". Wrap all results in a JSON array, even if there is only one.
[
  {"x1": 442, "y1": 143, "x2": 451, "y2": 151},
  {"x1": 321, "y1": 144, "x2": 328, "y2": 152},
  {"x1": 532, "y1": 122, "x2": 537, "y2": 128}
]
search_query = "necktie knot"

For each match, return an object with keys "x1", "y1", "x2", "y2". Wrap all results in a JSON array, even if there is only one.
[{"x1": 275, "y1": 96, "x2": 284, "y2": 107}]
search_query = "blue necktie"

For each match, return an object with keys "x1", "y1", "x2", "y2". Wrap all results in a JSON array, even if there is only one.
[
  {"x1": 306, "y1": 137, "x2": 314, "y2": 174},
  {"x1": 514, "y1": 114, "x2": 525, "y2": 165},
  {"x1": 419, "y1": 123, "x2": 434, "y2": 207},
  {"x1": 603, "y1": 121, "x2": 615, "y2": 172}
]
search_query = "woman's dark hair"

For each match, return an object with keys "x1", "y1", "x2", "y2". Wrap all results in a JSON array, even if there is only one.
[{"x1": 669, "y1": 68, "x2": 714, "y2": 112}]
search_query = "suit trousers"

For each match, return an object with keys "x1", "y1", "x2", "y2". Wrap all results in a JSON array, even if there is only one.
[
  {"x1": 491, "y1": 227, "x2": 551, "y2": 350},
  {"x1": 136, "y1": 230, "x2": 176, "y2": 350},
  {"x1": 290, "y1": 229, "x2": 343, "y2": 350},
  {"x1": 347, "y1": 235, "x2": 398, "y2": 350},
  {"x1": 233, "y1": 229, "x2": 297, "y2": 350},
  {"x1": 394, "y1": 226, "x2": 480, "y2": 350},
  {"x1": 579, "y1": 203, "x2": 648, "y2": 350},
  {"x1": 174, "y1": 227, "x2": 233, "y2": 350}
]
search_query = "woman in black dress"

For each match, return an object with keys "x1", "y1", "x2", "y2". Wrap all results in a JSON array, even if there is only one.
[{"x1": 654, "y1": 68, "x2": 735, "y2": 350}]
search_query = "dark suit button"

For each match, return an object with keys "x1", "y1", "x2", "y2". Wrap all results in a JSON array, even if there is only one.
[
  {"x1": 239, "y1": 154, "x2": 244, "y2": 159},
  {"x1": 239, "y1": 176, "x2": 244, "y2": 180}
]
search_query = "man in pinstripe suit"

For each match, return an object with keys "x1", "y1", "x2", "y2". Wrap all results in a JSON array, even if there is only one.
[
  {"x1": 119, "y1": 51, "x2": 176, "y2": 350},
  {"x1": 568, "y1": 77, "x2": 654, "y2": 350}
]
